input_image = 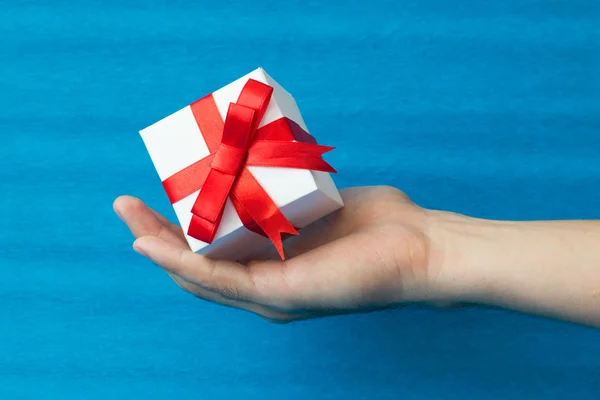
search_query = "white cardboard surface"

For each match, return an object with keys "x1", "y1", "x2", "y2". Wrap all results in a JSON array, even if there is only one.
[{"x1": 140, "y1": 68, "x2": 343, "y2": 260}]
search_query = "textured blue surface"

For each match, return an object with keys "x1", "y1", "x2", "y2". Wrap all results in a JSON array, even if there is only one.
[{"x1": 2, "y1": 1, "x2": 600, "y2": 398}]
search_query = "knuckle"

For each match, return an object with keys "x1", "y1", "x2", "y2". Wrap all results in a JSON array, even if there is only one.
[
  {"x1": 157, "y1": 225, "x2": 171, "y2": 241},
  {"x1": 171, "y1": 249, "x2": 187, "y2": 274},
  {"x1": 129, "y1": 197, "x2": 147, "y2": 213},
  {"x1": 215, "y1": 284, "x2": 243, "y2": 301},
  {"x1": 380, "y1": 185, "x2": 410, "y2": 202},
  {"x1": 203, "y1": 258, "x2": 217, "y2": 282}
]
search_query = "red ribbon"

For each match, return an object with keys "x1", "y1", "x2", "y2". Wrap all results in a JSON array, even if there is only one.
[{"x1": 162, "y1": 79, "x2": 336, "y2": 259}]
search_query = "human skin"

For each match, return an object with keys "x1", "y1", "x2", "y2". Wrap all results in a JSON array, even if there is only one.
[{"x1": 113, "y1": 186, "x2": 600, "y2": 326}]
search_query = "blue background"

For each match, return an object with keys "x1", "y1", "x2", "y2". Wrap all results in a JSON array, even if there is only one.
[{"x1": 1, "y1": 0, "x2": 600, "y2": 398}]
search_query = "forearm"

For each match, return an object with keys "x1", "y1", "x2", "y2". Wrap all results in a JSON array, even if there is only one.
[{"x1": 430, "y1": 212, "x2": 600, "y2": 327}]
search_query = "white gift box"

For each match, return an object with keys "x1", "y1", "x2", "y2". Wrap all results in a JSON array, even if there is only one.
[{"x1": 140, "y1": 68, "x2": 344, "y2": 260}]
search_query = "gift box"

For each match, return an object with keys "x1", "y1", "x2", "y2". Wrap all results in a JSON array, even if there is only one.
[{"x1": 140, "y1": 68, "x2": 343, "y2": 261}]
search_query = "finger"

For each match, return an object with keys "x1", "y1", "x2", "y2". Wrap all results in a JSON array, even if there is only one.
[
  {"x1": 172, "y1": 276, "x2": 305, "y2": 323},
  {"x1": 133, "y1": 236, "x2": 259, "y2": 303},
  {"x1": 138, "y1": 236, "x2": 305, "y2": 322},
  {"x1": 114, "y1": 196, "x2": 187, "y2": 248},
  {"x1": 154, "y1": 255, "x2": 261, "y2": 311},
  {"x1": 148, "y1": 208, "x2": 186, "y2": 240}
]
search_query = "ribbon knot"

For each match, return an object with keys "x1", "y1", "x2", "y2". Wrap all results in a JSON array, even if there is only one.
[
  {"x1": 162, "y1": 79, "x2": 337, "y2": 259},
  {"x1": 210, "y1": 143, "x2": 247, "y2": 176}
]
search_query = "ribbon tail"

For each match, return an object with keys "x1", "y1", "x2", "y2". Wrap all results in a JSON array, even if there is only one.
[
  {"x1": 247, "y1": 157, "x2": 336, "y2": 173},
  {"x1": 247, "y1": 141, "x2": 337, "y2": 173},
  {"x1": 230, "y1": 194, "x2": 265, "y2": 236},
  {"x1": 231, "y1": 168, "x2": 298, "y2": 259},
  {"x1": 231, "y1": 192, "x2": 299, "y2": 260},
  {"x1": 232, "y1": 194, "x2": 300, "y2": 243},
  {"x1": 260, "y1": 213, "x2": 298, "y2": 260}
]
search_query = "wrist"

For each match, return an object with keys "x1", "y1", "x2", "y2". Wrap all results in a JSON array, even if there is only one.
[
  {"x1": 425, "y1": 210, "x2": 511, "y2": 303},
  {"x1": 426, "y1": 210, "x2": 600, "y2": 323}
]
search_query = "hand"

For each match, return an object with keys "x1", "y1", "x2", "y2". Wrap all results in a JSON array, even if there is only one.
[{"x1": 113, "y1": 186, "x2": 454, "y2": 323}]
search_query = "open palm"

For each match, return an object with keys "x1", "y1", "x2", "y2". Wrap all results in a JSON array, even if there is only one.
[{"x1": 114, "y1": 186, "x2": 439, "y2": 322}]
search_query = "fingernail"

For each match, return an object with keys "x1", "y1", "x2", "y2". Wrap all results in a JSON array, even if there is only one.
[{"x1": 133, "y1": 243, "x2": 148, "y2": 257}]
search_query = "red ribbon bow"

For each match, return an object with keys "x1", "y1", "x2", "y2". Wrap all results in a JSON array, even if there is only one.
[{"x1": 162, "y1": 79, "x2": 336, "y2": 259}]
